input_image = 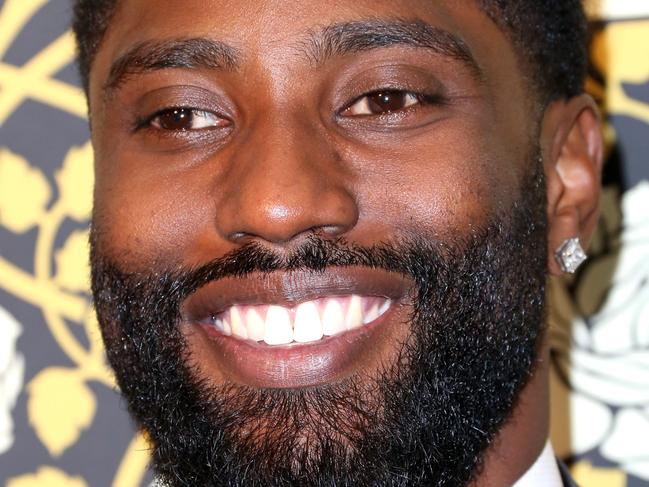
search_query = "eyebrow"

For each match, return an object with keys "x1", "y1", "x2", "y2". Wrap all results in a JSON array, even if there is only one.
[
  {"x1": 103, "y1": 19, "x2": 481, "y2": 97},
  {"x1": 104, "y1": 37, "x2": 240, "y2": 95},
  {"x1": 306, "y1": 19, "x2": 483, "y2": 78}
]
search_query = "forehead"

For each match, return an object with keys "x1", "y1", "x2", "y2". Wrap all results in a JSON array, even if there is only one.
[
  {"x1": 105, "y1": 0, "x2": 482, "y2": 38},
  {"x1": 90, "y1": 0, "x2": 523, "y2": 100}
]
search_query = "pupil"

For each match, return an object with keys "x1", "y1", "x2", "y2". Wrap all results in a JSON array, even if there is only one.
[
  {"x1": 161, "y1": 108, "x2": 192, "y2": 130},
  {"x1": 368, "y1": 91, "x2": 405, "y2": 113}
]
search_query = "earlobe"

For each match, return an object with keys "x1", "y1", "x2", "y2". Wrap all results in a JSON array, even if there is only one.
[{"x1": 541, "y1": 94, "x2": 603, "y2": 276}]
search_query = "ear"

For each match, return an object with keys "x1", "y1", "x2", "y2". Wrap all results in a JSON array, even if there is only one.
[{"x1": 541, "y1": 94, "x2": 603, "y2": 276}]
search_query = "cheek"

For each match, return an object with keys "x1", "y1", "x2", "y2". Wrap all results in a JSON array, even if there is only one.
[
  {"x1": 93, "y1": 152, "x2": 214, "y2": 266},
  {"x1": 352, "y1": 121, "x2": 522, "y2": 239},
  {"x1": 92, "y1": 116, "x2": 526, "y2": 264}
]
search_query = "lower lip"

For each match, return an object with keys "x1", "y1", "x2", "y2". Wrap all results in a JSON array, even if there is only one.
[{"x1": 188, "y1": 306, "x2": 399, "y2": 388}]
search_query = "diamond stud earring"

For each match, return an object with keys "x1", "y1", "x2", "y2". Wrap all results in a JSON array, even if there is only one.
[{"x1": 555, "y1": 237, "x2": 587, "y2": 273}]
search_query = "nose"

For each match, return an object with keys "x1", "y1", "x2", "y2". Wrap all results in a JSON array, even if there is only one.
[{"x1": 214, "y1": 117, "x2": 359, "y2": 246}]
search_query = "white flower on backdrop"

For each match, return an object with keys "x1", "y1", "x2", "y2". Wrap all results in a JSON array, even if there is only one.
[
  {"x1": 0, "y1": 305, "x2": 25, "y2": 455},
  {"x1": 587, "y1": 0, "x2": 649, "y2": 20},
  {"x1": 565, "y1": 181, "x2": 649, "y2": 481}
]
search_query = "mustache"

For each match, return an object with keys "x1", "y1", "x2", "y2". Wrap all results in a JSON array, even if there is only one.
[{"x1": 91, "y1": 232, "x2": 452, "y2": 307}]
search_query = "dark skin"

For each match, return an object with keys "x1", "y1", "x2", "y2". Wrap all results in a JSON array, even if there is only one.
[{"x1": 88, "y1": 0, "x2": 603, "y2": 484}]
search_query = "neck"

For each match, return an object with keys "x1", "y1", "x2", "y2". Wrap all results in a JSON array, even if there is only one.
[{"x1": 470, "y1": 340, "x2": 551, "y2": 487}]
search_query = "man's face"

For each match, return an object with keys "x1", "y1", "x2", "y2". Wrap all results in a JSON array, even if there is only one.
[{"x1": 89, "y1": 0, "x2": 548, "y2": 485}]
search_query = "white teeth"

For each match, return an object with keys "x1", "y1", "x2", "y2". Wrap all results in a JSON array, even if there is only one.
[
  {"x1": 363, "y1": 303, "x2": 380, "y2": 325},
  {"x1": 345, "y1": 295, "x2": 363, "y2": 330},
  {"x1": 230, "y1": 307, "x2": 247, "y2": 339},
  {"x1": 293, "y1": 301, "x2": 323, "y2": 343},
  {"x1": 214, "y1": 317, "x2": 231, "y2": 336},
  {"x1": 378, "y1": 299, "x2": 390, "y2": 315},
  {"x1": 213, "y1": 296, "x2": 392, "y2": 344},
  {"x1": 245, "y1": 308, "x2": 265, "y2": 341},
  {"x1": 264, "y1": 305, "x2": 293, "y2": 345},
  {"x1": 322, "y1": 299, "x2": 346, "y2": 336},
  {"x1": 213, "y1": 317, "x2": 224, "y2": 332}
]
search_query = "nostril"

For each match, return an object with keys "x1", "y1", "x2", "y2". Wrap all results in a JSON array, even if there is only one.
[
  {"x1": 220, "y1": 189, "x2": 358, "y2": 245},
  {"x1": 318, "y1": 224, "x2": 352, "y2": 238},
  {"x1": 228, "y1": 231, "x2": 251, "y2": 242},
  {"x1": 226, "y1": 224, "x2": 349, "y2": 249}
]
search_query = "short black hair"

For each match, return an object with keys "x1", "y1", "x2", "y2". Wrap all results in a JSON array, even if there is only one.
[{"x1": 72, "y1": 0, "x2": 587, "y2": 105}]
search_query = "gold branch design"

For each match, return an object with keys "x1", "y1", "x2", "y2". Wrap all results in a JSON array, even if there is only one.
[{"x1": 0, "y1": 2, "x2": 150, "y2": 485}]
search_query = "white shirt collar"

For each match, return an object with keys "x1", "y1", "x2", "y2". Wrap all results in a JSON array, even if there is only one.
[{"x1": 513, "y1": 441, "x2": 563, "y2": 487}]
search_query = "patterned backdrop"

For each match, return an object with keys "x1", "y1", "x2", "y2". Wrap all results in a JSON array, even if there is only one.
[{"x1": 0, "y1": 1, "x2": 647, "y2": 486}]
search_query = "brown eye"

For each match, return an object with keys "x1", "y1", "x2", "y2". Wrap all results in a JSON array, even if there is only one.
[
  {"x1": 150, "y1": 108, "x2": 227, "y2": 130},
  {"x1": 344, "y1": 90, "x2": 420, "y2": 116}
]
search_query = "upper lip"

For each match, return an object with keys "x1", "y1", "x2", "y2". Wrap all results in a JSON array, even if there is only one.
[{"x1": 180, "y1": 266, "x2": 412, "y2": 322}]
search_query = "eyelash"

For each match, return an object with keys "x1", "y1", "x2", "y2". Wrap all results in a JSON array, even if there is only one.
[
  {"x1": 341, "y1": 89, "x2": 448, "y2": 117},
  {"x1": 134, "y1": 88, "x2": 448, "y2": 134},
  {"x1": 134, "y1": 107, "x2": 228, "y2": 132}
]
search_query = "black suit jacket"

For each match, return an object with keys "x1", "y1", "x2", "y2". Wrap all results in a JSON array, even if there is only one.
[{"x1": 558, "y1": 460, "x2": 579, "y2": 487}]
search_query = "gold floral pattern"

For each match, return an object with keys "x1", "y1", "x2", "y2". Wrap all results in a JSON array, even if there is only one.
[
  {"x1": 0, "y1": 1, "x2": 647, "y2": 485},
  {"x1": 0, "y1": 1, "x2": 148, "y2": 485}
]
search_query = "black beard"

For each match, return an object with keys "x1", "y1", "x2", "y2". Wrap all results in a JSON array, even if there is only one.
[{"x1": 91, "y1": 161, "x2": 547, "y2": 487}]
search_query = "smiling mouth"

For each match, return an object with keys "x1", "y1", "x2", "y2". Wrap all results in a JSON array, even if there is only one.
[
  {"x1": 207, "y1": 295, "x2": 392, "y2": 345},
  {"x1": 181, "y1": 268, "x2": 411, "y2": 388}
]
